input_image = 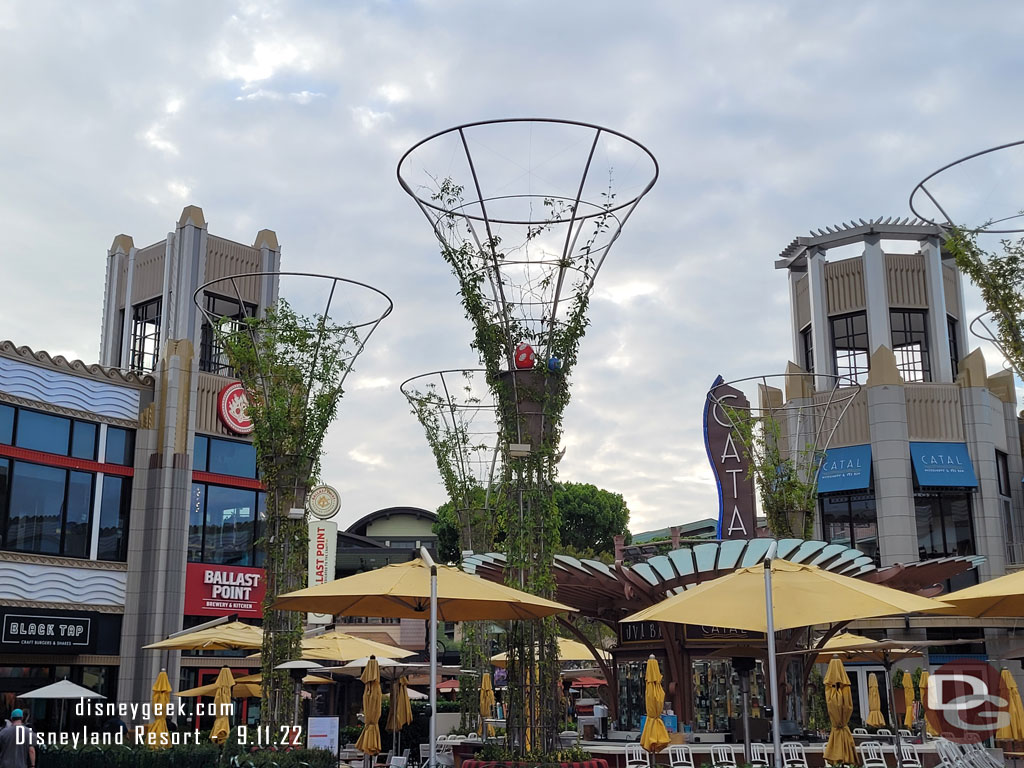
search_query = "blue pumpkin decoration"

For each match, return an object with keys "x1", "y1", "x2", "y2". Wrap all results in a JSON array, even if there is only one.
[{"x1": 548, "y1": 356, "x2": 563, "y2": 372}]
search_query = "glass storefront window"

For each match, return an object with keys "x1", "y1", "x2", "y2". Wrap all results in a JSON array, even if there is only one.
[
  {"x1": 97, "y1": 475, "x2": 130, "y2": 561},
  {"x1": 207, "y1": 438, "x2": 257, "y2": 478},
  {"x1": 194, "y1": 435, "x2": 209, "y2": 471},
  {"x1": 820, "y1": 493, "x2": 879, "y2": 563},
  {"x1": 7, "y1": 462, "x2": 66, "y2": 554},
  {"x1": 64, "y1": 471, "x2": 93, "y2": 558},
  {"x1": 16, "y1": 410, "x2": 70, "y2": 455},
  {"x1": 104, "y1": 427, "x2": 134, "y2": 466},
  {"x1": 0, "y1": 405, "x2": 13, "y2": 444},
  {"x1": 70, "y1": 421, "x2": 97, "y2": 461},
  {"x1": 693, "y1": 659, "x2": 733, "y2": 732},
  {"x1": 189, "y1": 483, "x2": 260, "y2": 566},
  {"x1": 189, "y1": 484, "x2": 206, "y2": 562}
]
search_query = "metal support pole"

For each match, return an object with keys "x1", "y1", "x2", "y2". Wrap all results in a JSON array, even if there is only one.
[
  {"x1": 739, "y1": 670, "x2": 751, "y2": 763},
  {"x1": 885, "y1": 656, "x2": 905, "y2": 768},
  {"x1": 422, "y1": 547, "x2": 438, "y2": 768},
  {"x1": 764, "y1": 543, "x2": 783, "y2": 768}
]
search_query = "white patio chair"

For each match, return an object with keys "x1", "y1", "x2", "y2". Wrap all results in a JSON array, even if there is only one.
[
  {"x1": 710, "y1": 744, "x2": 738, "y2": 768},
  {"x1": 667, "y1": 744, "x2": 695, "y2": 768},
  {"x1": 899, "y1": 741, "x2": 923, "y2": 768},
  {"x1": 898, "y1": 729, "x2": 914, "y2": 739},
  {"x1": 935, "y1": 739, "x2": 969, "y2": 768},
  {"x1": 963, "y1": 738, "x2": 1002, "y2": 768},
  {"x1": 853, "y1": 727, "x2": 869, "y2": 735},
  {"x1": 859, "y1": 740, "x2": 889, "y2": 768},
  {"x1": 877, "y1": 728, "x2": 893, "y2": 737},
  {"x1": 389, "y1": 757, "x2": 408, "y2": 768},
  {"x1": 749, "y1": 742, "x2": 772, "y2": 767},
  {"x1": 625, "y1": 743, "x2": 649, "y2": 768},
  {"x1": 780, "y1": 742, "x2": 809, "y2": 768}
]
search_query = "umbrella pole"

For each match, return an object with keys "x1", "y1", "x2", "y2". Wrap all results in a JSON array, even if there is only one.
[
  {"x1": 423, "y1": 547, "x2": 438, "y2": 768},
  {"x1": 764, "y1": 549, "x2": 783, "y2": 768},
  {"x1": 884, "y1": 656, "x2": 904, "y2": 768}
]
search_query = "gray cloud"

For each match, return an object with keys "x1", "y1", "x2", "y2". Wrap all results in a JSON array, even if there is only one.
[{"x1": 1, "y1": 0, "x2": 1022, "y2": 533}]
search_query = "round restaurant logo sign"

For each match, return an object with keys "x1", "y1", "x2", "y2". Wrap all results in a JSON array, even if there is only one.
[
  {"x1": 217, "y1": 382, "x2": 254, "y2": 435},
  {"x1": 927, "y1": 659, "x2": 1007, "y2": 742},
  {"x1": 306, "y1": 485, "x2": 341, "y2": 520}
]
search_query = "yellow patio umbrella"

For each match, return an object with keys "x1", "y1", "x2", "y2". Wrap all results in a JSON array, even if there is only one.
[
  {"x1": 178, "y1": 680, "x2": 262, "y2": 698},
  {"x1": 918, "y1": 671, "x2": 938, "y2": 736},
  {"x1": 997, "y1": 668, "x2": 1024, "y2": 740},
  {"x1": 490, "y1": 637, "x2": 611, "y2": 668},
  {"x1": 300, "y1": 630, "x2": 416, "y2": 662},
  {"x1": 273, "y1": 558, "x2": 574, "y2": 621},
  {"x1": 387, "y1": 675, "x2": 413, "y2": 733},
  {"x1": 822, "y1": 657, "x2": 855, "y2": 766},
  {"x1": 640, "y1": 657, "x2": 670, "y2": 754},
  {"x1": 144, "y1": 670, "x2": 172, "y2": 749},
  {"x1": 210, "y1": 667, "x2": 234, "y2": 744},
  {"x1": 479, "y1": 673, "x2": 496, "y2": 737},
  {"x1": 902, "y1": 671, "x2": 915, "y2": 730},
  {"x1": 934, "y1": 568, "x2": 1024, "y2": 617},
  {"x1": 623, "y1": 560, "x2": 948, "y2": 631},
  {"x1": 356, "y1": 657, "x2": 383, "y2": 756},
  {"x1": 143, "y1": 621, "x2": 263, "y2": 650},
  {"x1": 866, "y1": 673, "x2": 886, "y2": 728}
]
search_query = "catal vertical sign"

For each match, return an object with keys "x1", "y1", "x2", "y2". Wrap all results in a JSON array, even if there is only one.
[
  {"x1": 307, "y1": 520, "x2": 338, "y2": 624},
  {"x1": 704, "y1": 375, "x2": 758, "y2": 539}
]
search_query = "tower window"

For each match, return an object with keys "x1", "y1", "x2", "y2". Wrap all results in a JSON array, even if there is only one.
[
  {"x1": 200, "y1": 293, "x2": 257, "y2": 375},
  {"x1": 948, "y1": 315, "x2": 960, "y2": 380},
  {"x1": 801, "y1": 325, "x2": 814, "y2": 374},
  {"x1": 129, "y1": 298, "x2": 161, "y2": 373},
  {"x1": 830, "y1": 312, "x2": 869, "y2": 384},
  {"x1": 890, "y1": 309, "x2": 930, "y2": 382}
]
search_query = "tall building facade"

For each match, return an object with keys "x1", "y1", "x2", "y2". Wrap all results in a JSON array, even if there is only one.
[{"x1": 775, "y1": 219, "x2": 1024, "y2": 586}]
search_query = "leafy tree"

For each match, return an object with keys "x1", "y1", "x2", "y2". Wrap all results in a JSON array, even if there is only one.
[
  {"x1": 433, "y1": 482, "x2": 631, "y2": 560},
  {"x1": 555, "y1": 482, "x2": 631, "y2": 556}
]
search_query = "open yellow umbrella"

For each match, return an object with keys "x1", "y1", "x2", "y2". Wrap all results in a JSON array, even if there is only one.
[
  {"x1": 274, "y1": 558, "x2": 574, "y2": 620},
  {"x1": 623, "y1": 560, "x2": 948, "y2": 631},
  {"x1": 479, "y1": 673, "x2": 496, "y2": 737},
  {"x1": 356, "y1": 657, "x2": 382, "y2": 756},
  {"x1": 934, "y1": 568, "x2": 1024, "y2": 617},
  {"x1": 866, "y1": 673, "x2": 886, "y2": 728},
  {"x1": 178, "y1": 680, "x2": 262, "y2": 699},
  {"x1": 822, "y1": 657, "x2": 855, "y2": 766},
  {"x1": 143, "y1": 621, "x2": 263, "y2": 650},
  {"x1": 300, "y1": 630, "x2": 416, "y2": 662},
  {"x1": 210, "y1": 667, "x2": 234, "y2": 744},
  {"x1": 997, "y1": 668, "x2": 1024, "y2": 740},
  {"x1": 639, "y1": 657, "x2": 670, "y2": 754},
  {"x1": 144, "y1": 670, "x2": 172, "y2": 749},
  {"x1": 902, "y1": 671, "x2": 914, "y2": 730},
  {"x1": 918, "y1": 671, "x2": 938, "y2": 736},
  {"x1": 490, "y1": 637, "x2": 611, "y2": 668}
]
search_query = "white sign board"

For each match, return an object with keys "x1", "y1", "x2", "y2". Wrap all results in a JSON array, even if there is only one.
[
  {"x1": 307, "y1": 716, "x2": 339, "y2": 755},
  {"x1": 307, "y1": 520, "x2": 338, "y2": 625}
]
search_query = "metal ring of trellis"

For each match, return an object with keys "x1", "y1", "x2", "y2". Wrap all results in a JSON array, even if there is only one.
[
  {"x1": 193, "y1": 271, "x2": 394, "y2": 418},
  {"x1": 706, "y1": 372, "x2": 862, "y2": 466},
  {"x1": 968, "y1": 311, "x2": 1020, "y2": 377},
  {"x1": 909, "y1": 139, "x2": 1024, "y2": 235}
]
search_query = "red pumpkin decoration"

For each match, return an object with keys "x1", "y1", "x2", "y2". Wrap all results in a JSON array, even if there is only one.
[{"x1": 514, "y1": 342, "x2": 535, "y2": 369}]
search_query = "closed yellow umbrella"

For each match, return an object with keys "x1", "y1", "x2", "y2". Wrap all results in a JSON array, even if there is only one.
[
  {"x1": 639, "y1": 657, "x2": 670, "y2": 754},
  {"x1": 210, "y1": 667, "x2": 234, "y2": 744},
  {"x1": 866, "y1": 673, "x2": 886, "y2": 728},
  {"x1": 387, "y1": 675, "x2": 413, "y2": 733},
  {"x1": 479, "y1": 673, "x2": 496, "y2": 736},
  {"x1": 144, "y1": 670, "x2": 172, "y2": 749},
  {"x1": 997, "y1": 668, "x2": 1024, "y2": 740},
  {"x1": 822, "y1": 657, "x2": 855, "y2": 766},
  {"x1": 356, "y1": 657, "x2": 382, "y2": 756},
  {"x1": 902, "y1": 671, "x2": 915, "y2": 730},
  {"x1": 919, "y1": 671, "x2": 938, "y2": 736}
]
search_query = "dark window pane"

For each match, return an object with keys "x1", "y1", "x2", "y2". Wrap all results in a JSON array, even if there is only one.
[
  {"x1": 16, "y1": 410, "x2": 70, "y2": 455},
  {"x1": 199, "y1": 293, "x2": 257, "y2": 375},
  {"x1": 193, "y1": 436, "x2": 209, "y2": 472},
  {"x1": 820, "y1": 496, "x2": 852, "y2": 548},
  {"x1": 948, "y1": 495, "x2": 975, "y2": 556},
  {"x1": 188, "y1": 484, "x2": 205, "y2": 562},
  {"x1": 6, "y1": 462, "x2": 66, "y2": 554},
  {"x1": 831, "y1": 313, "x2": 870, "y2": 384},
  {"x1": 129, "y1": 297, "x2": 161, "y2": 373},
  {"x1": 98, "y1": 476, "x2": 129, "y2": 561},
  {"x1": 64, "y1": 471, "x2": 93, "y2": 558},
  {"x1": 0, "y1": 405, "x2": 13, "y2": 444},
  {"x1": 203, "y1": 486, "x2": 257, "y2": 566},
  {"x1": 105, "y1": 428, "x2": 134, "y2": 466},
  {"x1": 948, "y1": 316, "x2": 960, "y2": 380},
  {"x1": 254, "y1": 492, "x2": 266, "y2": 566},
  {"x1": 890, "y1": 309, "x2": 930, "y2": 382},
  {"x1": 208, "y1": 438, "x2": 256, "y2": 478},
  {"x1": 801, "y1": 326, "x2": 814, "y2": 374},
  {"x1": 71, "y1": 422, "x2": 98, "y2": 461},
  {"x1": 997, "y1": 451, "x2": 1011, "y2": 497},
  {"x1": 0, "y1": 461, "x2": 8, "y2": 533}
]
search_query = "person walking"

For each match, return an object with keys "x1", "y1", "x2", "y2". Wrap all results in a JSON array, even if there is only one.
[{"x1": 0, "y1": 709, "x2": 35, "y2": 768}]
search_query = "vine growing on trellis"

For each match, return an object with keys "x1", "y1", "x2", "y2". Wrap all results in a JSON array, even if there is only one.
[
  {"x1": 217, "y1": 299, "x2": 357, "y2": 731},
  {"x1": 427, "y1": 177, "x2": 615, "y2": 752}
]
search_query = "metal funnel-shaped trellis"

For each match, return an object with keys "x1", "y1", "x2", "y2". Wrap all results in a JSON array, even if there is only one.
[
  {"x1": 399, "y1": 119, "x2": 658, "y2": 753},
  {"x1": 193, "y1": 271, "x2": 392, "y2": 729}
]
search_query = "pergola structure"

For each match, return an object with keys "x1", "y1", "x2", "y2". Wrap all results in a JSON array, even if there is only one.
[{"x1": 464, "y1": 539, "x2": 980, "y2": 724}]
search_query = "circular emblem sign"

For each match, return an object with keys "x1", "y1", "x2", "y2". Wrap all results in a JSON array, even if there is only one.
[
  {"x1": 217, "y1": 382, "x2": 254, "y2": 435},
  {"x1": 306, "y1": 485, "x2": 341, "y2": 520}
]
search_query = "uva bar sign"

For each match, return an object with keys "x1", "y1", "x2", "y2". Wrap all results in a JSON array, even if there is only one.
[
  {"x1": 185, "y1": 563, "x2": 266, "y2": 618},
  {"x1": 704, "y1": 376, "x2": 757, "y2": 539}
]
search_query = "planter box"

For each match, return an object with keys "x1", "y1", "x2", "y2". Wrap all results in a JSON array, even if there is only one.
[{"x1": 496, "y1": 369, "x2": 553, "y2": 450}]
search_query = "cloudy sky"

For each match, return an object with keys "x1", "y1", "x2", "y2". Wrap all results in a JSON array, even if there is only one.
[{"x1": 2, "y1": 0, "x2": 1023, "y2": 535}]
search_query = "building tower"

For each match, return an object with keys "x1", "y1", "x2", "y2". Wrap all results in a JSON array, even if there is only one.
[
  {"x1": 100, "y1": 206, "x2": 281, "y2": 704},
  {"x1": 775, "y1": 219, "x2": 1024, "y2": 584}
]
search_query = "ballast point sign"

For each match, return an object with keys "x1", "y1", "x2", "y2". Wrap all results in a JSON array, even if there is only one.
[
  {"x1": 185, "y1": 563, "x2": 265, "y2": 618},
  {"x1": 217, "y1": 382, "x2": 254, "y2": 435},
  {"x1": 306, "y1": 485, "x2": 341, "y2": 520},
  {"x1": 307, "y1": 520, "x2": 338, "y2": 625}
]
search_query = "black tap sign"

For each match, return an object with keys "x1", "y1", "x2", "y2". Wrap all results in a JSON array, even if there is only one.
[
  {"x1": 1, "y1": 613, "x2": 93, "y2": 652},
  {"x1": 704, "y1": 377, "x2": 758, "y2": 539}
]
